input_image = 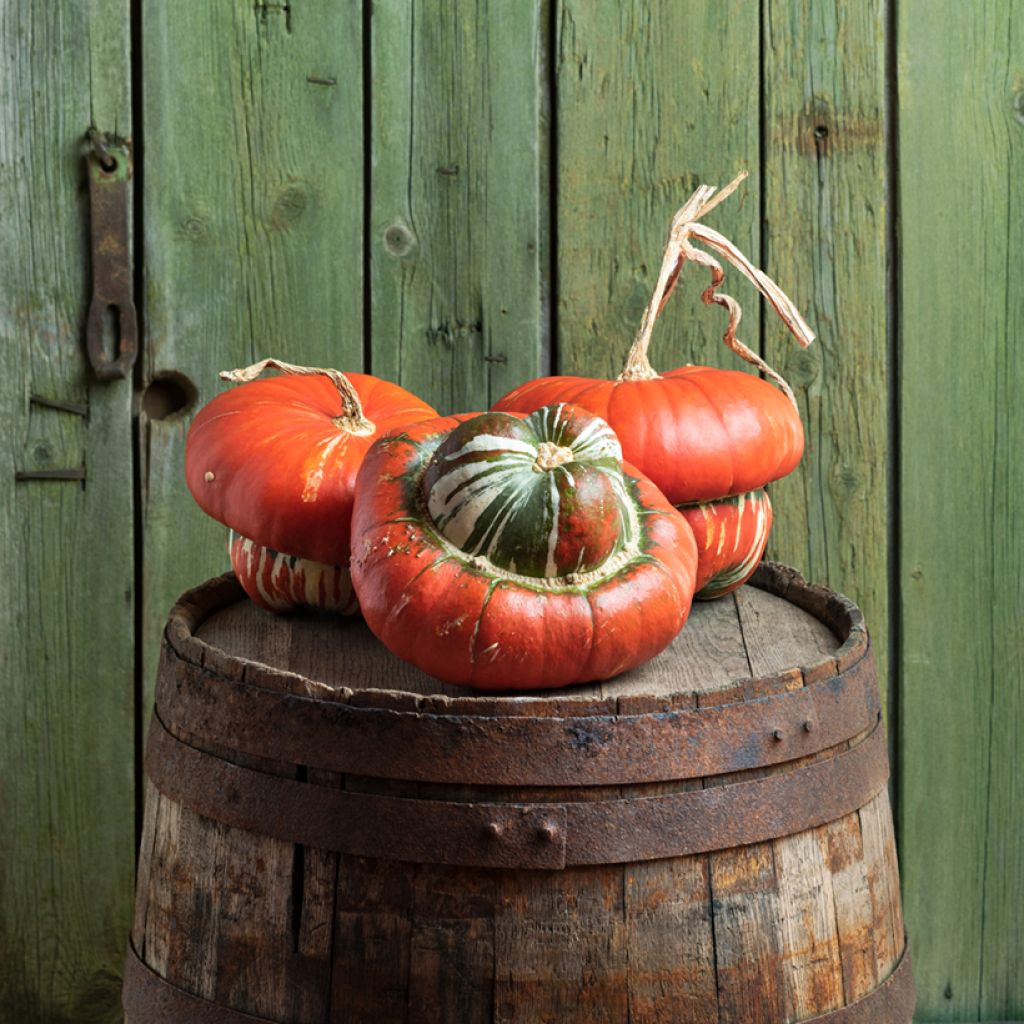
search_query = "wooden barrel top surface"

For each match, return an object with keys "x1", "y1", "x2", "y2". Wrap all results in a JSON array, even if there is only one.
[{"x1": 186, "y1": 562, "x2": 855, "y2": 709}]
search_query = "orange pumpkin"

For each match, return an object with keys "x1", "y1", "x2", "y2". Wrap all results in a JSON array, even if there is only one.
[
  {"x1": 185, "y1": 358, "x2": 437, "y2": 612},
  {"x1": 494, "y1": 172, "x2": 814, "y2": 596}
]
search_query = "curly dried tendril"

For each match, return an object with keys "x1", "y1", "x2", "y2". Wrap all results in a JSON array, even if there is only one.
[{"x1": 619, "y1": 171, "x2": 815, "y2": 411}]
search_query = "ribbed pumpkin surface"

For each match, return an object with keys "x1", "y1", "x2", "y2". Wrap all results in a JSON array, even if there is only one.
[
  {"x1": 186, "y1": 371, "x2": 437, "y2": 566},
  {"x1": 421, "y1": 405, "x2": 634, "y2": 579},
  {"x1": 350, "y1": 405, "x2": 698, "y2": 690},
  {"x1": 493, "y1": 366, "x2": 804, "y2": 505}
]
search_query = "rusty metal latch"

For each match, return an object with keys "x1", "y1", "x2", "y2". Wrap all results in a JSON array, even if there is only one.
[{"x1": 85, "y1": 128, "x2": 138, "y2": 381}]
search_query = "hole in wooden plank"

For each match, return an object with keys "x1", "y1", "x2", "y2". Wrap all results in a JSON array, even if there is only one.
[{"x1": 142, "y1": 371, "x2": 197, "y2": 421}]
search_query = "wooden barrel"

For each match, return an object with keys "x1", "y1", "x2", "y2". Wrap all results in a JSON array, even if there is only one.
[{"x1": 123, "y1": 562, "x2": 914, "y2": 1024}]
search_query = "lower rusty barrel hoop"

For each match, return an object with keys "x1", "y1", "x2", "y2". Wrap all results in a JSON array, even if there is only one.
[
  {"x1": 123, "y1": 943, "x2": 275, "y2": 1023},
  {"x1": 122, "y1": 939, "x2": 915, "y2": 1024},
  {"x1": 145, "y1": 712, "x2": 889, "y2": 869}
]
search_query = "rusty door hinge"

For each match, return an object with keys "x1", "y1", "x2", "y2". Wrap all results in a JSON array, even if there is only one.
[{"x1": 85, "y1": 128, "x2": 138, "y2": 382}]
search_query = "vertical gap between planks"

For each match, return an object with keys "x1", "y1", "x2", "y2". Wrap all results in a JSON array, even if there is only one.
[
  {"x1": 547, "y1": 0, "x2": 559, "y2": 376},
  {"x1": 884, "y1": 0, "x2": 902, "y2": 841},
  {"x1": 131, "y1": 371, "x2": 145, "y2": 849},
  {"x1": 362, "y1": 0, "x2": 373, "y2": 376},
  {"x1": 323, "y1": 847, "x2": 343, "y2": 1017},
  {"x1": 130, "y1": 0, "x2": 146, "y2": 851},
  {"x1": 757, "y1": 0, "x2": 767, "y2": 369}
]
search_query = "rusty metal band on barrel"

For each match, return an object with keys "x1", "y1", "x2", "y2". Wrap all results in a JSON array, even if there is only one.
[
  {"x1": 122, "y1": 942, "x2": 275, "y2": 1023},
  {"x1": 144, "y1": 711, "x2": 888, "y2": 869},
  {"x1": 156, "y1": 641, "x2": 878, "y2": 787},
  {"x1": 122, "y1": 937, "x2": 914, "y2": 1024}
]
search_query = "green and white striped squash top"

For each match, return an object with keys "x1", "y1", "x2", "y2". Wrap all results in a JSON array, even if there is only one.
[{"x1": 421, "y1": 404, "x2": 639, "y2": 582}]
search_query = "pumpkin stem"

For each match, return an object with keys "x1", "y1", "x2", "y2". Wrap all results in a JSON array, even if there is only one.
[
  {"x1": 532, "y1": 441, "x2": 575, "y2": 472},
  {"x1": 618, "y1": 171, "x2": 815, "y2": 412},
  {"x1": 219, "y1": 358, "x2": 376, "y2": 436}
]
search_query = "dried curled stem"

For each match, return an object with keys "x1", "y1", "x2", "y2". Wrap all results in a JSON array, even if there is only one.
[
  {"x1": 220, "y1": 357, "x2": 375, "y2": 436},
  {"x1": 619, "y1": 171, "x2": 815, "y2": 410}
]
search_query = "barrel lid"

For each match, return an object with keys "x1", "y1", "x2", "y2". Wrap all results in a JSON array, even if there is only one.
[{"x1": 167, "y1": 562, "x2": 867, "y2": 716}]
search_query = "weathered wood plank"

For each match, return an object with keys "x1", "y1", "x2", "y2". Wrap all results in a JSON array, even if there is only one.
[
  {"x1": 625, "y1": 853, "x2": 718, "y2": 1024},
  {"x1": 555, "y1": 1, "x2": 761, "y2": 380},
  {"x1": 369, "y1": 0, "x2": 549, "y2": 415},
  {"x1": 709, "y1": 844, "x2": 787, "y2": 1023},
  {"x1": 821, "y1": 813, "x2": 882, "y2": 1004},
  {"x1": 332, "y1": 852, "x2": 414, "y2": 1022},
  {"x1": 774, "y1": 828, "x2": 845, "y2": 1018},
  {"x1": 407, "y1": 866, "x2": 496, "y2": 1023},
  {"x1": 620, "y1": 601, "x2": 740, "y2": 1021},
  {"x1": 734, "y1": 584, "x2": 837, "y2": 678},
  {"x1": 710, "y1": 593, "x2": 789, "y2": 1022},
  {"x1": 140, "y1": 0, "x2": 365, "y2": 702},
  {"x1": 494, "y1": 867, "x2": 629, "y2": 1023},
  {"x1": 761, "y1": 0, "x2": 891, "y2": 719},
  {"x1": 858, "y1": 790, "x2": 903, "y2": 985},
  {"x1": 898, "y1": 0, "x2": 1024, "y2": 1017},
  {"x1": 137, "y1": 743, "x2": 336, "y2": 1022},
  {"x1": 0, "y1": 2, "x2": 135, "y2": 1020}
]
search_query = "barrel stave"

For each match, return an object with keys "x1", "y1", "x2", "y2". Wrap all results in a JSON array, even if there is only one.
[{"x1": 131, "y1": 725, "x2": 337, "y2": 1023}]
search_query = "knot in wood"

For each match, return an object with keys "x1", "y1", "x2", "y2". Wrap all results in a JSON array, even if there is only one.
[{"x1": 383, "y1": 223, "x2": 414, "y2": 257}]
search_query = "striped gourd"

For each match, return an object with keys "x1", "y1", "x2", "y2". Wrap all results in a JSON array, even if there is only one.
[
  {"x1": 421, "y1": 404, "x2": 637, "y2": 582},
  {"x1": 184, "y1": 358, "x2": 437, "y2": 614},
  {"x1": 228, "y1": 529, "x2": 357, "y2": 614},
  {"x1": 350, "y1": 405, "x2": 699, "y2": 690},
  {"x1": 677, "y1": 488, "x2": 774, "y2": 600}
]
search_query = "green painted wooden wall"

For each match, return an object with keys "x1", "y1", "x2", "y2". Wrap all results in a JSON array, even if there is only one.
[{"x1": 1, "y1": 1, "x2": 1020, "y2": 1021}]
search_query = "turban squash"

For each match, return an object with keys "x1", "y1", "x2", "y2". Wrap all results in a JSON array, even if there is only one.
[
  {"x1": 185, "y1": 358, "x2": 437, "y2": 613},
  {"x1": 493, "y1": 172, "x2": 814, "y2": 599},
  {"x1": 350, "y1": 404, "x2": 698, "y2": 690}
]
